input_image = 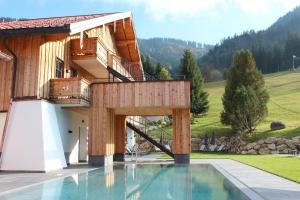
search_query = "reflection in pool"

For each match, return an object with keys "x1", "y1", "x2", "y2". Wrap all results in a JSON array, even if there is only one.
[{"x1": 0, "y1": 164, "x2": 250, "y2": 200}]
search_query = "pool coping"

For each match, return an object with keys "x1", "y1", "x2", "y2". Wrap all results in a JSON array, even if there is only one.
[{"x1": 210, "y1": 162, "x2": 264, "y2": 200}]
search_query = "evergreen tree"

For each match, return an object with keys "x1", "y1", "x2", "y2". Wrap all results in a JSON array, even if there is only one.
[
  {"x1": 284, "y1": 33, "x2": 300, "y2": 68},
  {"x1": 221, "y1": 50, "x2": 269, "y2": 135},
  {"x1": 179, "y1": 49, "x2": 209, "y2": 115},
  {"x1": 141, "y1": 55, "x2": 156, "y2": 79}
]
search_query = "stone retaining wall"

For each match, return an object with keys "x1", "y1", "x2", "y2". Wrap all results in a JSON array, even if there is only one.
[{"x1": 192, "y1": 136, "x2": 300, "y2": 154}]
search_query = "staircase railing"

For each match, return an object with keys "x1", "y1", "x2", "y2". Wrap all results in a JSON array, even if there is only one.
[{"x1": 126, "y1": 120, "x2": 174, "y2": 158}]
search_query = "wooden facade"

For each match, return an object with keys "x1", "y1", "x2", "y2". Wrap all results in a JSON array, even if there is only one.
[
  {"x1": 0, "y1": 15, "x2": 142, "y2": 111},
  {"x1": 89, "y1": 81, "x2": 191, "y2": 158}
]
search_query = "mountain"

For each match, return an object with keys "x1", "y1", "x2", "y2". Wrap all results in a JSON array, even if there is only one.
[
  {"x1": 199, "y1": 6, "x2": 300, "y2": 81},
  {"x1": 138, "y1": 38, "x2": 213, "y2": 73}
]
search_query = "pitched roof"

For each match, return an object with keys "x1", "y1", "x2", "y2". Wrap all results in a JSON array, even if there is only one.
[{"x1": 0, "y1": 13, "x2": 112, "y2": 30}]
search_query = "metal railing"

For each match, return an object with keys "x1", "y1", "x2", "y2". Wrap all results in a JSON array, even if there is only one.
[{"x1": 127, "y1": 117, "x2": 172, "y2": 151}]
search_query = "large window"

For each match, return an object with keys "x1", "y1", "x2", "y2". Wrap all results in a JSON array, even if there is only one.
[{"x1": 55, "y1": 58, "x2": 64, "y2": 78}]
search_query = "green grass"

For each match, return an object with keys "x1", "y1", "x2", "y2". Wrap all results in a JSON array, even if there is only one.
[
  {"x1": 149, "y1": 70, "x2": 300, "y2": 141},
  {"x1": 162, "y1": 152, "x2": 300, "y2": 183}
]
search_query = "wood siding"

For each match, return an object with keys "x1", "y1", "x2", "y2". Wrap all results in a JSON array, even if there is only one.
[
  {"x1": 89, "y1": 80, "x2": 190, "y2": 157},
  {"x1": 90, "y1": 81, "x2": 190, "y2": 110},
  {"x1": 0, "y1": 36, "x2": 41, "y2": 111},
  {"x1": 0, "y1": 24, "x2": 135, "y2": 111},
  {"x1": 172, "y1": 108, "x2": 191, "y2": 154}
]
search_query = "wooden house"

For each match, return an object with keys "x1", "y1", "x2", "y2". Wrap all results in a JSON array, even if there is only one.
[{"x1": 0, "y1": 12, "x2": 190, "y2": 172}]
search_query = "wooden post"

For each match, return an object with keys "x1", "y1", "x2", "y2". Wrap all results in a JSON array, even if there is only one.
[
  {"x1": 172, "y1": 108, "x2": 191, "y2": 163},
  {"x1": 88, "y1": 84, "x2": 115, "y2": 166},
  {"x1": 114, "y1": 115, "x2": 126, "y2": 161}
]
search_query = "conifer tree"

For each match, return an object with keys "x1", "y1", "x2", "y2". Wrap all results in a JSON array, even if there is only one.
[
  {"x1": 221, "y1": 50, "x2": 269, "y2": 135},
  {"x1": 180, "y1": 49, "x2": 209, "y2": 115}
]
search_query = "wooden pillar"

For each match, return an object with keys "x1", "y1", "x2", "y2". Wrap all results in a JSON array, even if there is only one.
[
  {"x1": 172, "y1": 108, "x2": 191, "y2": 164},
  {"x1": 114, "y1": 115, "x2": 126, "y2": 161},
  {"x1": 88, "y1": 84, "x2": 115, "y2": 166}
]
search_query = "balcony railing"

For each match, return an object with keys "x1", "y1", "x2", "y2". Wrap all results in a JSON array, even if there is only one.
[
  {"x1": 49, "y1": 78, "x2": 90, "y2": 105},
  {"x1": 108, "y1": 55, "x2": 134, "y2": 81},
  {"x1": 71, "y1": 37, "x2": 108, "y2": 66}
]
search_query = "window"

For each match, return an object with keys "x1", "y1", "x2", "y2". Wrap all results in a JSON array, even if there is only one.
[
  {"x1": 55, "y1": 58, "x2": 64, "y2": 78},
  {"x1": 69, "y1": 68, "x2": 77, "y2": 77}
]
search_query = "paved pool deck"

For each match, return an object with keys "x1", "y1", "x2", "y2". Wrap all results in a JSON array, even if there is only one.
[
  {"x1": 0, "y1": 156, "x2": 299, "y2": 200},
  {"x1": 192, "y1": 159, "x2": 300, "y2": 200},
  {"x1": 0, "y1": 164, "x2": 97, "y2": 194}
]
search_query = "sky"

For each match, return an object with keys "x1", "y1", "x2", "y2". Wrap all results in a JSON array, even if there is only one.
[{"x1": 1, "y1": 0, "x2": 300, "y2": 44}]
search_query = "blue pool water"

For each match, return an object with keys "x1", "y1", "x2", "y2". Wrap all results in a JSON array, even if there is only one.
[{"x1": 0, "y1": 164, "x2": 250, "y2": 200}]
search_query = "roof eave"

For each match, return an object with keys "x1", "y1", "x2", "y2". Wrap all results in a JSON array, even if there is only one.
[
  {"x1": 69, "y1": 12, "x2": 132, "y2": 35},
  {"x1": 0, "y1": 25, "x2": 70, "y2": 36}
]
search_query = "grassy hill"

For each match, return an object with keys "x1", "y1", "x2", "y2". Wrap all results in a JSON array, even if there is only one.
[{"x1": 150, "y1": 70, "x2": 300, "y2": 141}]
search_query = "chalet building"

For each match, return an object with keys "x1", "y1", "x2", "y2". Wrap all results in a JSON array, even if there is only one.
[{"x1": 0, "y1": 12, "x2": 191, "y2": 172}]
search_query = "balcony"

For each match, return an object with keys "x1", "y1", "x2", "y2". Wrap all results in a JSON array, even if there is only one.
[
  {"x1": 71, "y1": 38, "x2": 109, "y2": 78},
  {"x1": 49, "y1": 78, "x2": 90, "y2": 106}
]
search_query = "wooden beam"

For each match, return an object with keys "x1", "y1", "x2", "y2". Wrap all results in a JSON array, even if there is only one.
[
  {"x1": 116, "y1": 39, "x2": 135, "y2": 47},
  {"x1": 122, "y1": 19, "x2": 125, "y2": 30},
  {"x1": 113, "y1": 21, "x2": 117, "y2": 33},
  {"x1": 129, "y1": 61, "x2": 141, "y2": 65}
]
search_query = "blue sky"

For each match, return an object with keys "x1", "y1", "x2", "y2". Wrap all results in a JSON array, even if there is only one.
[{"x1": 1, "y1": 0, "x2": 300, "y2": 44}]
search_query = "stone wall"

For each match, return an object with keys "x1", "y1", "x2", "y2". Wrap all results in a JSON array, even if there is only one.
[{"x1": 192, "y1": 136, "x2": 300, "y2": 154}]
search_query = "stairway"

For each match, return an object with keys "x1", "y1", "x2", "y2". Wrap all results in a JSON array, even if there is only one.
[{"x1": 126, "y1": 122, "x2": 174, "y2": 158}]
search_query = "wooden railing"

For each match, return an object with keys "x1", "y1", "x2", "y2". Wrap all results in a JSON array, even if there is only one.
[
  {"x1": 71, "y1": 38, "x2": 108, "y2": 66},
  {"x1": 49, "y1": 78, "x2": 90, "y2": 105},
  {"x1": 110, "y1": 55, "x2": 132, "y2": 79}
]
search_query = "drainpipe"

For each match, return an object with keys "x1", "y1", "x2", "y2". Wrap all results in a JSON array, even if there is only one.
[{"x1": 2, "y1": 36, "x2": 17, "y2": 99}]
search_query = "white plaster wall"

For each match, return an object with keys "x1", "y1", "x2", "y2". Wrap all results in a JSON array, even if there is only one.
[
  {"x1": 41, "y1": 102, "x2": 68, "y2": 171},
  {"x1": 0, "y1": 100, "x2": 67, "y2": 172},
  {"x1": 55, "y1": 108, "x2": 88, "y2": 164}
]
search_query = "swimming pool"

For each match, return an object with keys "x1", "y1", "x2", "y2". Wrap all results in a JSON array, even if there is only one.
[{"x1": 0, "y1": 164, "x2": 251, "y2": 200}]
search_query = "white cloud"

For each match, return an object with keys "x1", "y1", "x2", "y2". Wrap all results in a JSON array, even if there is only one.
[
  {"x1": 233, "y1": 0, "x2": 300, "y2": 15},
  {"x1": 107, "y1": 0, "x2": 300, "y2": 20},
  {"x1": 133, "y1": 0, "x2": 225, "y2": 21}
]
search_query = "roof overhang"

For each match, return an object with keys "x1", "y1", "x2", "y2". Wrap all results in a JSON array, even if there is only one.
[
  {"x1": 69, "y1": 12, "x2": 132, "y2": 35},
  {"x1": 0, "y1": 25, "x2": 70, "y2": 37}
]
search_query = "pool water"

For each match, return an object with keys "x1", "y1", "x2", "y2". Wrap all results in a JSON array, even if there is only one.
[{"x1": 0, "y1": 164, "x2": 250, "y2": 200}]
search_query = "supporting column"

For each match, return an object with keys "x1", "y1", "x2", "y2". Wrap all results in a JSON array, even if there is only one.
[
  {"x1": 172, "y1": 108, "x2": 191, "y2": 164},
  {"x1": 114, "y1": 115, "x2": 126, "y2": 161},
  {"x1": 89, "y1": 85, "x2": 115, "y2": 166}
]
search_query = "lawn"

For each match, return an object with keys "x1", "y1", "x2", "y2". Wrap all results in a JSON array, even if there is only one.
[
  {"x1": 162, "y1": 152, "x2": 300, "y2": 183},
  {"x1": 149, "y1": 70, "x2": 300, "y2": 141}
]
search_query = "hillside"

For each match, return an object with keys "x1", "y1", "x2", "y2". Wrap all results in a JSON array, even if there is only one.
[
  {"x1": 138, "y1": 38, "x2": 213, "y2": 73},
  {"x1": 150, "y1": 70, "x2": 300, "y2": 141},
  {"x1": 200, "y1": 6, "x2": 300, "y2": 81}
]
